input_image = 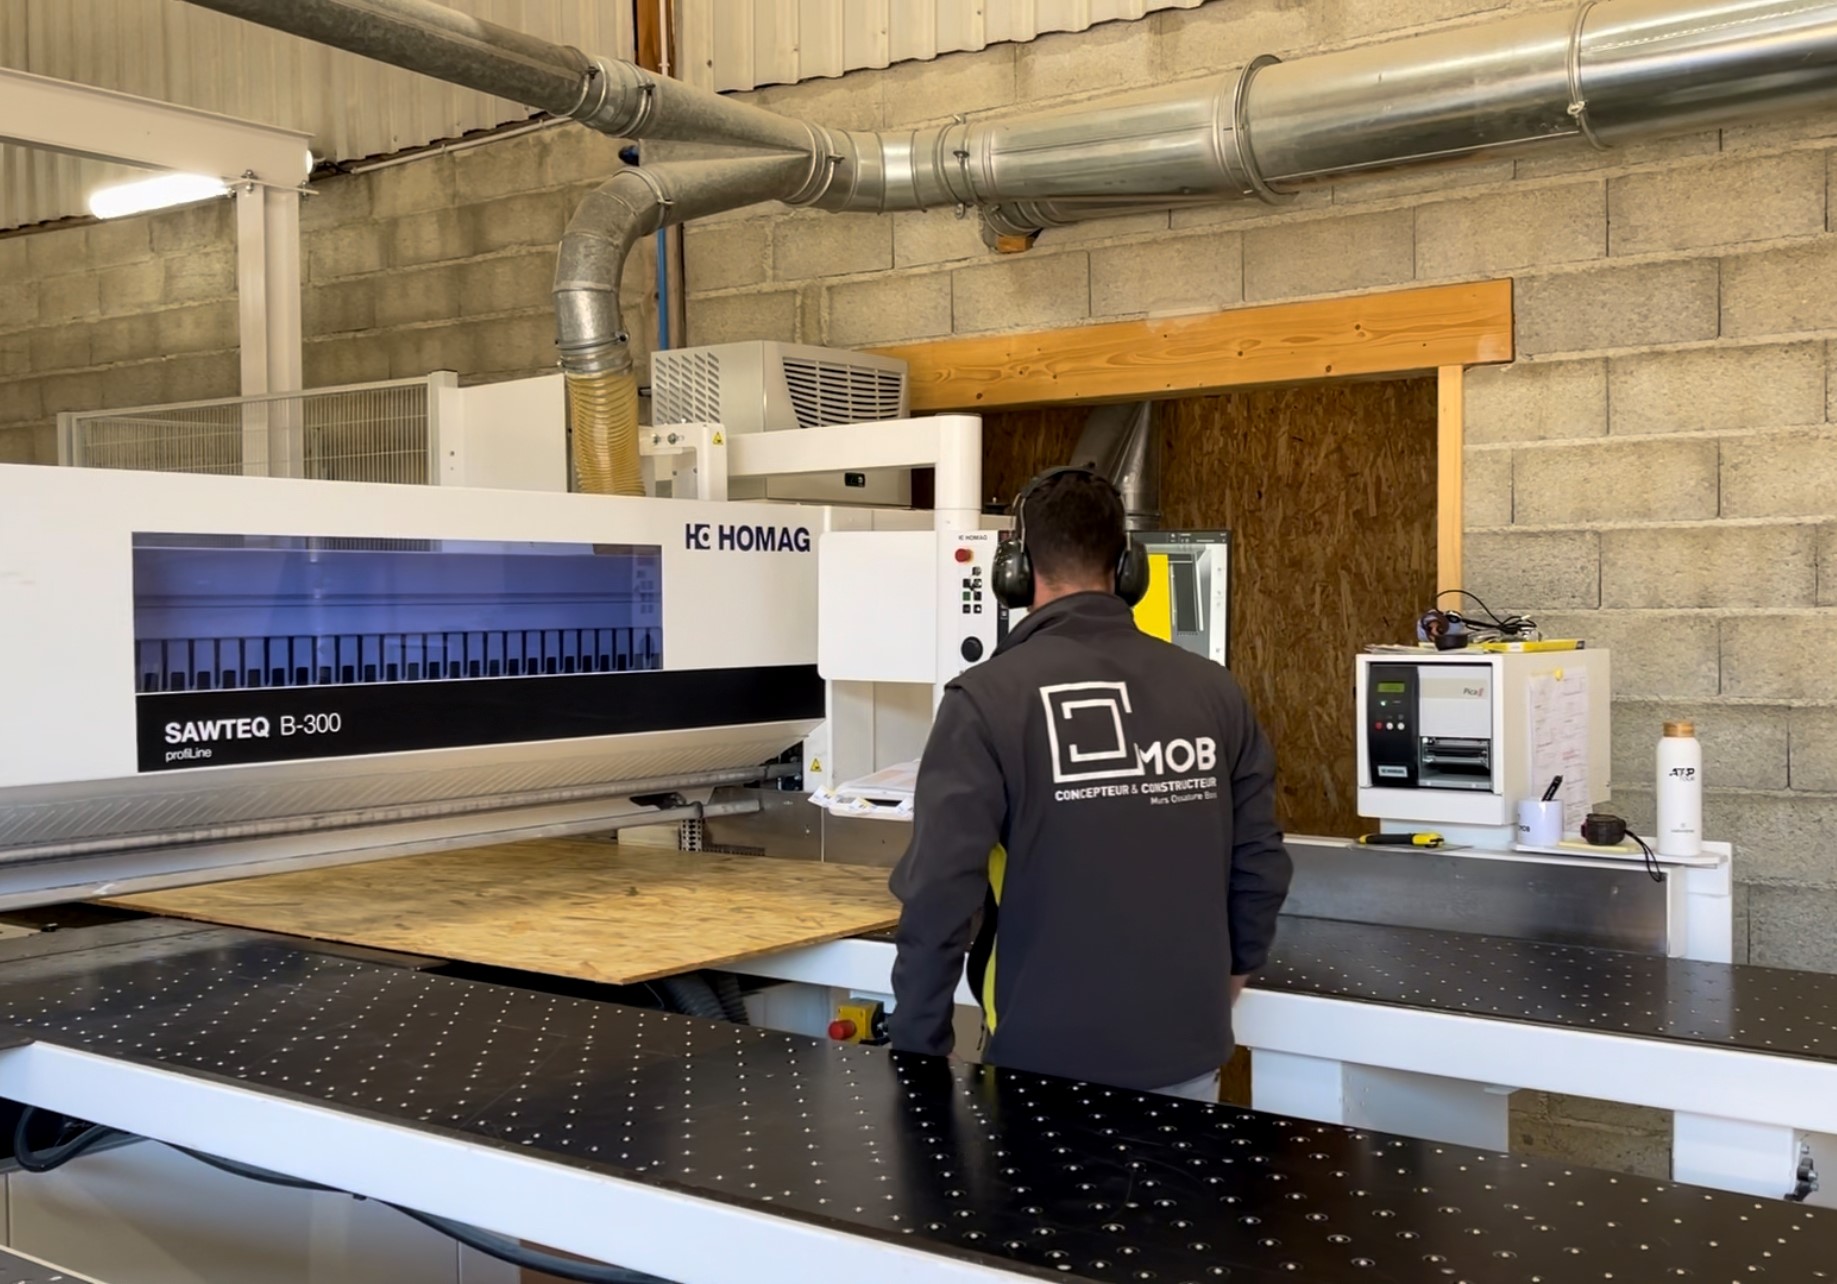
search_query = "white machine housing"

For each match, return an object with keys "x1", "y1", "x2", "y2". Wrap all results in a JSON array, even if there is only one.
[
  {"x1": 1356, "y1": 649, "x2": 1612, "y2": 831},
  {"x1": 0, "y1": 410, "x2": 991, "y2": 902},
  {"x1": 0, "y1": 464, "x2": 830, "y2": 860},
  {"x1": 634, "y1": 413, "x2": 987, "y2": 796},
  {"x1": 650, "y1": 341, "x2": 911, "y2": 506}
]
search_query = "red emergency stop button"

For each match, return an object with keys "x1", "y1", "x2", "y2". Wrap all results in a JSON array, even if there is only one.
[
  {"x1": 954, "y1": 547, "x2": 973, "y2": 563},
  {"x1": 828, "y1": 1019, "x2": 858, "y2": 1041}
]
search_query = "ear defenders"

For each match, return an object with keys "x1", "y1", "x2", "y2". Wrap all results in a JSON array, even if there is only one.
[{"x1": 991, "y1": 466, "x2": 1151, "y2": 610}]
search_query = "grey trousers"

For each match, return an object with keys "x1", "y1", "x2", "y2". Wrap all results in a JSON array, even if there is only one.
[{"x1": 1151, "y1": 1069, "x2": 1220, "y2": 1102}]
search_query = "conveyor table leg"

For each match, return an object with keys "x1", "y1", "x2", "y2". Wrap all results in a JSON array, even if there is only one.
[
  {"x1": 1672, "y1": 1113, "x2": 1810, "y2": 1199},
  {"x1": 1251, "y1": 1050, "x2": 1510, "y2": 1151}
]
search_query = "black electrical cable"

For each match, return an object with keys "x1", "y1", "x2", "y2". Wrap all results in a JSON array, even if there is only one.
[
  {"x1": 395, "y1": 1206, "x2": 671, "y2": 1284},
  {"x1": 12, "y1": 1107, "x2": 123, "y2": 1172},
  {"x1": 172, "y1": 1149, "x2": 672, "y2": 1284},
  {"x1": 1628, "y1": 829, "x2": 1664, "y2": 883},
  {"x1": 1435, "y1": 588, "x2": 1537, "y2": 639},
  {"x1": 12, "y1": 1109, "x2": 670, "y2": 1284}
]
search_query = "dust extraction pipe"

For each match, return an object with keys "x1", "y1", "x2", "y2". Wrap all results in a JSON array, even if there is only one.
[{"x1": 182, "y1": 0, "x2": 1837, "y2": 491}]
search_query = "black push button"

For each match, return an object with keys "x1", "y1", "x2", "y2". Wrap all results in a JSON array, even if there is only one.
[{"x1": 960, "y1": 637, "x2": 984, "y2": 662}]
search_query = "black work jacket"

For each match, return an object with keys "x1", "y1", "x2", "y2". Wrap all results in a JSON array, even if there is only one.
[{"x1": 889, "y1": 592, "x2": 1293, "y2": 1091}]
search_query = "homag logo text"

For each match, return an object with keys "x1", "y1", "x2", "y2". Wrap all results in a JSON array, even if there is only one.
[{"x1": 684, "y1": 523, "x2": 812, "y2": 553}]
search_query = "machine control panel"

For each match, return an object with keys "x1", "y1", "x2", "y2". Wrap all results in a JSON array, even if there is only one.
[
  {"x1": 941, "y1": 531, "x2": 1001, "y2": 684},
  {"x1": 954, "y1": 544, "x2": 987, "y2": 615}
]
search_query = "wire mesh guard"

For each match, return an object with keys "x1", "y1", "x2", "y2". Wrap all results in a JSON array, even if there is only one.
[{"x1": 62, "y1": 379, "x2": 434, "y2": 484}]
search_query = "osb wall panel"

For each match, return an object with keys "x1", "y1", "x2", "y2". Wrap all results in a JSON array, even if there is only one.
[{"x1": 983, "y1": 378, "x2": 1438, "y2": 837}]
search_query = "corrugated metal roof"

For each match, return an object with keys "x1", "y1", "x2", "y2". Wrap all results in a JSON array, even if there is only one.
[
  {"x1": 0, "y1": 0, "x2": 633, "y2": 230},
  {"x1": 678, "y1": 0, "x2": 1200, "y2": 93}
]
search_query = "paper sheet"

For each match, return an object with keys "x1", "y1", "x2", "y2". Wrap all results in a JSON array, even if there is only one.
[{"x1": 1527, "y1": 668, "x2": 1591, "y2": 833}]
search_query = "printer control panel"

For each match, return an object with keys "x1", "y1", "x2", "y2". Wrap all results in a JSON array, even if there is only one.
[{"x1": 1366, "y1": 662, "x2": 1419, "y2": 787}]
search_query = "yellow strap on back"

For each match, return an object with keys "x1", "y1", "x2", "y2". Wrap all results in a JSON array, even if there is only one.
[{"x1": 982, "y1": 844, "x2": 1006, "y2": 1033}]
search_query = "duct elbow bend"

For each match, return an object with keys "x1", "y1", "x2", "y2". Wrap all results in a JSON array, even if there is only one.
[
  {"x1": 553, "y1": 172, "x2": 663, "y2": 379},
  {"x1": 552, "y1": 172, "x2": 657, "y2": 499}
]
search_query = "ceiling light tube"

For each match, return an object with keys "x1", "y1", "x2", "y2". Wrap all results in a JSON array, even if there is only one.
[{"x1": 88, "y1": 173, "x2": 229, "y2": 220}]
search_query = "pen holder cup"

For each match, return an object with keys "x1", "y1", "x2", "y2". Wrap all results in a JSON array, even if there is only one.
[{"x1": 1517, "y1": 799, "x2": 1563, "y2": 847}]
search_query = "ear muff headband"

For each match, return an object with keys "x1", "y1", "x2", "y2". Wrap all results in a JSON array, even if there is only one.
[{"x1": 991, "y1": 467, "x2": 1149, "y2": 610}]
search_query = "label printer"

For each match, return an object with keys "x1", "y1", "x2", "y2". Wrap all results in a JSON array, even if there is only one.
[{"x1": 1355, "y1": 649, "x2": 1612, "y2": 843}]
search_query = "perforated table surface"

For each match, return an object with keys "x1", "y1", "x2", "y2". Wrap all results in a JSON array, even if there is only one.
[
  {"x1": 0, "y1": 929, "x2": 1827, "y2": 1283},
  {"x1": 1259, "y1": 915, "x2": 1837, "y2": 1063},
  {"x1": 0, "y1": 1248, "x2": 91, "y2": 1283}
]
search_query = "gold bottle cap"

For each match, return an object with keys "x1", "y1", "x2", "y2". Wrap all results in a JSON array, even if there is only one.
[{"x1": 1664, "y1": 720, "x2": 1695, "y2": 737}]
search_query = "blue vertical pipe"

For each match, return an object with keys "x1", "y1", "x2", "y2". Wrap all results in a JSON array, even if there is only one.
[{"x1": 655, "y1": 228, "x2": 671, "y2": 351}]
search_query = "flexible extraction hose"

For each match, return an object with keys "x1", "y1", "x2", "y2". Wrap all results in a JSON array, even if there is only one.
[
  {"x1": 710, "y1": 972, "x2": 750, "y2": 1024},
  {"x1": 567, "y1": 369, "x2": 643, "y2": 497},
  {"x1": 653, "y1": 972, "x2": 729, "y2": 1022}
]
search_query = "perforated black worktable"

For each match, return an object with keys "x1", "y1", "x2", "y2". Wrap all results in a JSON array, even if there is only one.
[
  {"x1": 0, "y1": 1248, "x2": 85, "y2": 1283},
  {"x1": 0, "y1": 930, "x2": 1827, "y2": 1282},
  {"x1": 1260, "y1": 915, "x2": 1837, "y2": 1063}
]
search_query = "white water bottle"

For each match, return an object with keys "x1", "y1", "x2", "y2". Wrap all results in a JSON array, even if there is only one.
[{"x1": 1656, "y1": 720, "x2": 1702, "y2": 858}]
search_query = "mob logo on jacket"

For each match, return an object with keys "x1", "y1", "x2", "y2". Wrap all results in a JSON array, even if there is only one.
[{"x1": 1040, "y1": 681, "x2": 1219, "y2": 802}]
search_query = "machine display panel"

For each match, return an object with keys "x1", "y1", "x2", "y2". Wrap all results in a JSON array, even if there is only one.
[
  {"x1": 1132, "y1": 530, "x2": 1231, "y2": 666},
  {"x1": 130, "y1": 532, "x2": 816, "y2": 773},
  {"x1": 134, "y1": 533, "x2": 662, "y2": 695}
]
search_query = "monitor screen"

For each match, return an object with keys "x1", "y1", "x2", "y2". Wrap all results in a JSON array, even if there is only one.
[{"x1": 1131, "y1": 530, "x2": 1231, "y2": 666}]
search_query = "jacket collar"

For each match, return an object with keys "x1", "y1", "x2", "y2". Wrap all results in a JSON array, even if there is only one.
[{"x1": 1000, "y1": 591, "x2": 1134, "y2": 652}]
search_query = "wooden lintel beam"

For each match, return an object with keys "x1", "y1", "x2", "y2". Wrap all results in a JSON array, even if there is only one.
[{"x1": 873, "y1": 280, "x2": 1514, "y2": 413}]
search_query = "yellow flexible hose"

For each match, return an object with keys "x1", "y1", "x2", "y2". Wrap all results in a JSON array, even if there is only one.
[{"x1": 567, "y1": 370, "x2": 643, "y2": 497}]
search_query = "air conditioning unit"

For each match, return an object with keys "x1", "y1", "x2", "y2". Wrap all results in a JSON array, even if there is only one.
[{"x1": 650, "y1": 341, "x2": 912, "y2": 505}]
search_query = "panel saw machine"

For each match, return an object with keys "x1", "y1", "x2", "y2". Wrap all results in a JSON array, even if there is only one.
[{"x1": 0, "y1": 410, "x2": 991, "y2": 906}]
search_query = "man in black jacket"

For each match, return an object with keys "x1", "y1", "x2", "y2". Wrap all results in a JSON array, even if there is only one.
[{"x1": 888, "y1": 468, "x2": 1292, "y2": 1099}]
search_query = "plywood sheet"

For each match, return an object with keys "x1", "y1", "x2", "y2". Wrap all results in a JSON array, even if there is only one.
[
  {"x1": 982, "y1": 377, "x2": 1439, "y2": 837},
  {"x1": 878, "y1": 282, "x2": 1512, "y2": 413},
  {"x1": 106, "y1": 842, "x2": 900, "y2": 986}
]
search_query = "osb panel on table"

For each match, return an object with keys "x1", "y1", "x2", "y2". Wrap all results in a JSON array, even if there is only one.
[
  {"x1": 877, "y1": 281, "x2": 1512, "y2": 412},
  {"x1": 104, "y1": 841, "x2": 899, "y2": 986},
  {"x1": 983, "y1": 378, "x2": 1438, "y2": 837}
]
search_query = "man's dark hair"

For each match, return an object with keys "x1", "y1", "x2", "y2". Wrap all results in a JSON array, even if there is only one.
[{"x1": 1021, "y1": 470, "x2": 1127, "y2": 585}]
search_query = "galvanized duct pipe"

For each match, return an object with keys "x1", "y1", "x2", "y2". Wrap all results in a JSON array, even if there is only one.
[
  {"x1": 1069, "y1": 402, "x2": 1161, "y2": 533},
  {"x1": 184, "y1": 0, "x2": 1837, "y2": 488},
  {"x1": 557, "y1": 154, "x2": 817, "y2": 493}
]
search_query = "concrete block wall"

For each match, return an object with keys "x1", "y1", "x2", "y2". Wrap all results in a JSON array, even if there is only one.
[
  {"x1": 680, "y1": 4, "x2": 1837, "y2": 984},
  {"x1": 301, "y1": 126, "x2": 655, "y2": 394},
  {"x1": 0, "y1": 123, "x2": 649, "y2": 464},
  {"x1": 0, "y1": 202, "x2": 240, "y2": 463}
]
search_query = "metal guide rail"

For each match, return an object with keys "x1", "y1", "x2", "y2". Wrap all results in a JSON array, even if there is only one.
[
  {"x1": 0, "y1": 930, "x2": 1826, "y2": 1283},
  {"x1": 1260, "y1": 915, "x2": 1837, "y2": 1061}
]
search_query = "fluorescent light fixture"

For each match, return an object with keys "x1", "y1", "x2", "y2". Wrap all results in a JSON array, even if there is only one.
[{"x1": 88, "y1": 172, "x2": 228, "y2": 220}]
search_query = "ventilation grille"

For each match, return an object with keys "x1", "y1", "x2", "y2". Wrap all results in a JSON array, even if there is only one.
[
  {"x1": 652, "y1": 350, "x2": 722, "y2": 424},
  {"x1": 781, "y1": 358, "x2": 906, "y2": 428}
]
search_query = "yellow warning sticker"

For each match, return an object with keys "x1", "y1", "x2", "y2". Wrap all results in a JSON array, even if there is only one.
[{"x1": 712, "y1": 431, "x2": 725, "y2": 445}]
